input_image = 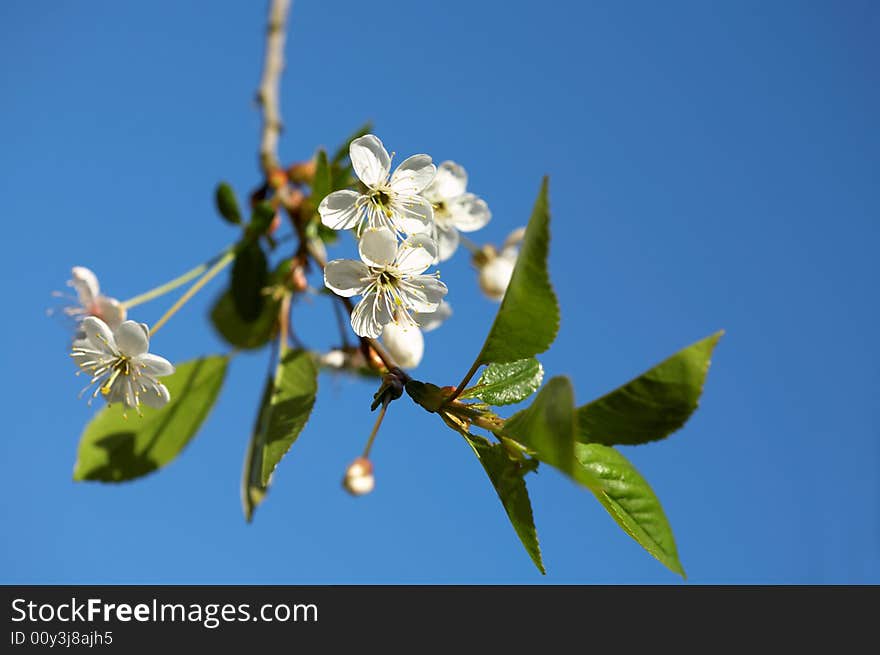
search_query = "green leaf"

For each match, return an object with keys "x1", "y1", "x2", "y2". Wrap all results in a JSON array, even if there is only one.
[
  {"x1": 241, "y1": 350, "x2": 319, "y2": 520},
  {"x1": 461, "y1": 358, "x2": 544, "y2": 406},
  {"x1": 501, "y1": 377, "x2": 686, "y2": 576},
  {"x1": 331, "y1": 121, "x2": 373, "y2": 165},
  {"x1": 577, "y1": 331, "x2": 723, "y2": 446},
  {"x1": 311, "y1": 148, "x2": 331, "y2": 206},
  {"x1": 476, "y1": 177, "x2": 559, "y2": 365},
  {"x1": 230, "y1": 241, "x2": 268, "y2": 322},
  {"x1": 575, "y1": 443, "x2": 685, "y2": 577},
  {"x1": 242, "y1": 374, "x2": 274, "y2": 522},
  {"x1": 210, "y1": 290, "x2": 278, "y2": 350},
  {"x1": 500, "y1": 376, "x2": 593, "y2": 485},
  {"x1": 248, "y1": 201, "x2": 276, "y2": 237},
  {"x1": 74, "y1": 356, "x2": 228, "y2": 482},
  {"x1": 462, "y1": 433, "x2": 545, "y2": 574},
  {"x1": 214, "y1": 182, "x2": 242, "y2": 225}
]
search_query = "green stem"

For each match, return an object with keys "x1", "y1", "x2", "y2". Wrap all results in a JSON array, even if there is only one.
[
  {"x1": 362, "y1": 400, "x2": 389, "y2": 458},
  {"x1": 150, "y1": 249, "x2": 236, "y2": 336},
  {"x1": 121, "y1": 246, "x2": 234, "y2": 310}
]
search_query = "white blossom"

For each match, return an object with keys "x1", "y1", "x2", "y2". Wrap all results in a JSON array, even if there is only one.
[
  {"x1": 421, "y1": 161, "x2": 491, "y2": 261},
  {"x1": 318, "y1": 134, "x2": 436, "y2": 237},
  {"x1": 381, "y1": 301, "x2": 452, "y2": 368},
  {"x1": 53, "y1": 266, "x2": 126, "y2": 331},
  {"x1": 476, "y1": 227, "x2": 525, "y2": 301},
  {"x1": 71, "y1": 316, "x2": 174, "y2": 412},
  {"x1": 324, "y1": 227, "x2": 448, "y2": 338}
]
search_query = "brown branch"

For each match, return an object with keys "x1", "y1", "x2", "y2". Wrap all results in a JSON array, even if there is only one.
[{"x1": 257, "y1": 0, "x2": 292, "y2": 175}]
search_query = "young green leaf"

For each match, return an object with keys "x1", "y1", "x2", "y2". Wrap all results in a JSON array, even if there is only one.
[
  {"x1": 500, "y1": 376, "x2": 590, "y2": 484},
  {"x1": 577, "y1": 331, "x2": 723, "y2": 446},
  {"x1": 311, "y1": 148, "x2": 331, "y2": 207},
  {"x1": 461, "y1": 358, "x2": 544, "y2": 406},
  {"x1": 476, "y1": 177, "x2": 559, "y2": 365},
  {"x1": 575, "y1": 443, "x2": 685, "y2": 577},
  {"x1": 74, "y1": 356, "x2": 229, "y2": 482},
  {"x1": 462, "y1": 432, "x2": 545, "y2": 574},
  {"x1": 210, "y1": 290, "x2": 278, "y2": 350},
  {"x1": 230, "y1": 241, "x2": 268, "y2": 322},
  {"x1": 215, "y1": 182, "x2": 242, "y2": 225}
]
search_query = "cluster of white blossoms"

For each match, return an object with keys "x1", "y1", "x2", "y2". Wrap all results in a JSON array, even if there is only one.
[
  {"x1": 319, "y1": 134, "x2": 505, "y2": 368},
  {"x1": 60, "y1": 267, "x2": 175, "y2": 413}
]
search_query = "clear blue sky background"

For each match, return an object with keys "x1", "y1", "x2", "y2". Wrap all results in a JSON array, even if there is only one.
[{"x1": 1, "y1": 0, "x2": 877, "y2": 583}]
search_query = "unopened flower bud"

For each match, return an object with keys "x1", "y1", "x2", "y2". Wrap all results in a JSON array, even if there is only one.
[
  {"x1": 478, "y1": 255, "x2": 516, "y2": 301},
  {"x1": 268, "y1": 168, "x2": 288, "y2": 190},
  {"x1": 381, "y1": 322, "x2": 424, "y2": 368},
  {"x1": 289, "y1": 264, "x2": 308, "y2": 292},
  {"x1": 343, "y1": 457, "x2": 374, "y2": 496},
  {"x1": 319, "y1": 349, "x2": 347, "y2": 369},
  {"x1": 287, "y1": 160, "x2": 316, "y2": 185}
]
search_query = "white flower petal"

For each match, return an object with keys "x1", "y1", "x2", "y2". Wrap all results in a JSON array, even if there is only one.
[
  {"x1": 382, "y1": 322, "x2": 424, "y2": 368},
  {"x1": 435, "y1": 224, "x2": 460, "y2": 262},
  {"x1": 392, "y1": 195, "x2": 434, "y2": 235},
  {"x1": 350, "y1": 134, "x2": 391, "y2": 188},
  {"x1": 395, "y1": 234, "x2": 437, "y2": 274},
  {"x1": 449, "y1": 193, "x2": 491, "y2": 232},
  {"x1": 140, "y1": 382, "x2": 171, "y2": 409},
  {"x1": 70, "y1": 266, "x2": 100, "y2": 307},
  {"x1": 81, "y1": 316, "x2": 116, "y2": 353},
  {"x1": 319, "y1": 190, "x2": 362, "y2": 230},
  {"x1": 390, "y1": 154, "x2": 436, "y2": 195},
  {"x1": 324, "y1": 260, "x2": 371, "y2": 297},
  {"x1": 350, "y1": 291, "x2": 393, "y2": 338},
  {"x1": 401, "y1": 276, "x2": 448, "y2": 313},
  {"x1": 479, "y1": 256, "x2": 515, "y2": 301},
  {"x1": 115, "y1": 320, "x2": 150, "y2": 357},
  {"x1": 94, "y1": 296, "x2": 127, "y2": 330},
  {"x1": 358, "y1": 227, "x2": 399, "y2": 268},
  {"x1": 139, "y1": 353, "x2": 175, "y2": 378},
  {"x1": 425, "y1": 161, "x2": 468, "y2": 201},
  {"x1": 414, "y1": 300, "x2": 452, "y2": 332}
]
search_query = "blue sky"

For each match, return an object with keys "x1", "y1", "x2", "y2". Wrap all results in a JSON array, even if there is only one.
[{"x1": 1, "y1": 0, "x2": 878, "y2": 583}]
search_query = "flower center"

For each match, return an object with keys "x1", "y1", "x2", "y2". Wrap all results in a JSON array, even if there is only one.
[
  {"x1": 376, "y1": 270, "x2": 401, "y2": 288},
  {"x1": 432, "y1": 200, "x2": 450, "y2": 220},
  {"x1": 369, "y1": 189, "x2": 394, "y2": 217},
  {"x1": 100, "y1": 356, "x2": 132, "y2": 395}
]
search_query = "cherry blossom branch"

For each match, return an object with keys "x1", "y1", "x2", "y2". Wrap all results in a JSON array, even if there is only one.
[{"x1": 257, "y1": 0, "x2": 292, "y2": 175}]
